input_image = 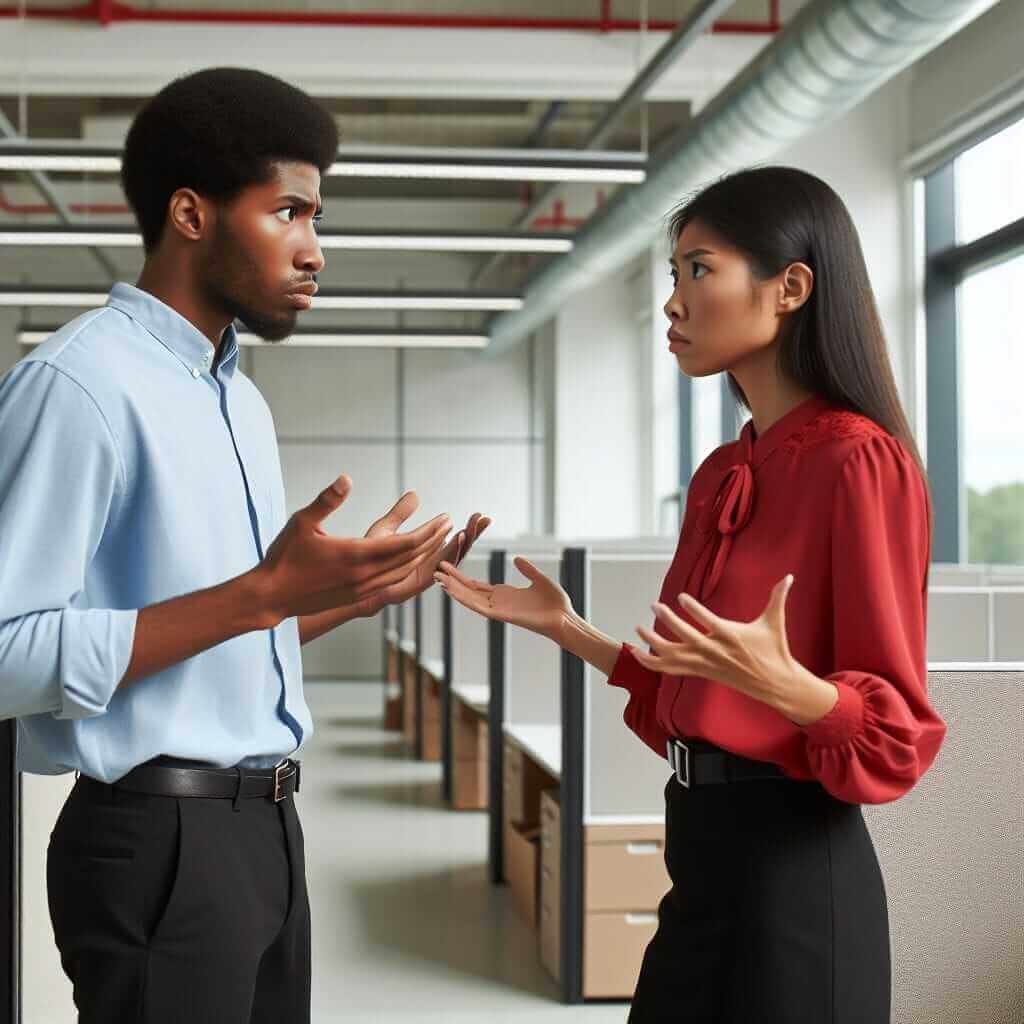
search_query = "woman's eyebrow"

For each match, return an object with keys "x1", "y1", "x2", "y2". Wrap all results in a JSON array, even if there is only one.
[{"x1": 682, "y1": 248, "x2": 713, "y2": 260}]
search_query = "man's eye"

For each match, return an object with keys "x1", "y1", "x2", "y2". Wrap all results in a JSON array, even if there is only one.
[
  {"x1": 691, "y1": 261, "x2": 708, "y2": 280},
  {"x1": 312, "y1": 215, "x2": 323, "y2": 234},
  {"x1": 274, "y1": 207, "x2": 297, "y2": 224}
]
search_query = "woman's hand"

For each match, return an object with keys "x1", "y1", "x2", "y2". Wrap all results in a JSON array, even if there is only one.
[
  {"x1": 433, "y1": 556, "x2": 573, "y2": 640},
  {"x1": 632, "y1": 575, "x2": 801, "y2": 706}
]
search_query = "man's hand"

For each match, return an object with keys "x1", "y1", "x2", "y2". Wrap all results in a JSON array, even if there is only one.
[{"x1": 361, "y1": 493, "x2": 491, "y2": 611}]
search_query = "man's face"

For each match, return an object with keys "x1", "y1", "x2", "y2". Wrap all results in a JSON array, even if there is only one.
[{"x1": 201, "y1": 161, "x2": 325, "y2": 342}]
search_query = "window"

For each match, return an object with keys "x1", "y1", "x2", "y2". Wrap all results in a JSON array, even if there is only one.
[{"x1": 924, "y1": 114, "x2": 1024, "y2": 565}]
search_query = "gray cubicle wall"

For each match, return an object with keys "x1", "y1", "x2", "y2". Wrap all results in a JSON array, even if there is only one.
[
  {"x1": 503, "y1": 549, "x2": 564, "y2": 729},
  {"x1": 448, "y1": 549, "x2": 492, "y2": 691},
  {"x1": 585, "y1": 550, "x2": 676, "y2": 820},
  {"x1": 929, "y1": 562, "x2": 1024, "y2": 586},
  {"x1": 863, "y1": 664, "x2": 1024, "y2": 1024},
  {"x1": 418, "y1": 584, "x2": 445, "y2": 678},
  {"x1": 927, "y1": 587, "x2": 1024, "y2": 662}
]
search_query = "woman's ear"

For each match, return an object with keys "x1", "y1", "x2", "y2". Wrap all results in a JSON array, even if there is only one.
[{"x1": 778, "y1": 262, "x2": 814, "y2": 314}]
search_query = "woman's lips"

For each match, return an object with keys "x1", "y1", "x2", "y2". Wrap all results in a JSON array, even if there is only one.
[{"x1": 667, "y1": 331, "x2": 691, "y2": 351}]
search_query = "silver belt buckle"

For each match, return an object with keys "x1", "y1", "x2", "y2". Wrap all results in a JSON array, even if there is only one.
[
  {"x1": 667, "y1": 739, "x2": 691, "y2": 789},
  {"x1": 273, "y1": 759, "x2": 294, "y2": 802}
]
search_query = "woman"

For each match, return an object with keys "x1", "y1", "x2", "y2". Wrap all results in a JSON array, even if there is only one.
[{"x1": 435, "y1": 166, "x2": 948, "y2": 1022}]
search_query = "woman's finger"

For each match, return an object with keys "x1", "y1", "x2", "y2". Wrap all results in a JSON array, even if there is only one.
[
  {"x1": 651, "y1": 602, "x2": 706, "y2": 646},
  {"x1": 677, "y1": 592, "x2": 728, "y2": 635},
  {"x1": 436, "y1": 573, "x2": 493, "y2": 619},
  {"x1": 437, "y1": 560, "x2": 493, "y2": 593},
  {"x1": 635, "y1": 625, "x2": 679, "y2": 658}
]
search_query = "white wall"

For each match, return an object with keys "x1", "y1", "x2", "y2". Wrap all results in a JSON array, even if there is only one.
[{"x1": 551, "y1": 253, "x2": 645, "y2": 537}]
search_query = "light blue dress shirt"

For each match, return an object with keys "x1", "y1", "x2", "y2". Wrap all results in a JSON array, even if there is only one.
[{"x1": 0, "y1": 283, "x2": 312, "y2": 782}]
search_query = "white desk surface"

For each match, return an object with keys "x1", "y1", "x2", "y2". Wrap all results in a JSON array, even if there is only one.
[
  {"x1": 399, "y1": 640, "x2": 416, "y2": 656},
  {"x1": 420, "y1": 656, "x2": 445, "y2": 680},
  {"x1": 451, "y1": 683, "x2": 490, "y2": 713},
  {"x1": 504, "y1": 723, "x2": 561, "y2": 780},
  {"x1": 384, "y1": 629, "x2": 398, "y2": 644}
]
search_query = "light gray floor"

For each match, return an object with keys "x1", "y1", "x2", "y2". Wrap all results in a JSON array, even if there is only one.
[{"x1": 303, "y1": 680, "x2": 629, "y2": 1024}]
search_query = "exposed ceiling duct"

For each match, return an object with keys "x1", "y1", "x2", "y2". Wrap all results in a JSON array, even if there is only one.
[{"x1": 483, "y1": 0, "x2": 1002, "y2": 356}]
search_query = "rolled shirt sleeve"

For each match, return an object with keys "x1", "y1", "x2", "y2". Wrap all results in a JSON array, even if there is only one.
[
  {"x1": 0, "y1": 361, "x2": 137, "y2": 721},
  {"x1": 799, "y1": 435, "x2": 947, "y2": 804}
]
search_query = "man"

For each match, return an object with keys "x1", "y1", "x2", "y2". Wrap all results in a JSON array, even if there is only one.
[{"x1": 0, "y1": 67, "x2": 489, "y2": 1022}]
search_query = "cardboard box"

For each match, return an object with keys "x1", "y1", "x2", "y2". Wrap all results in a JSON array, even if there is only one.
[{"x1": 506, "y1": 822, "x2": 542, "y2": 929}]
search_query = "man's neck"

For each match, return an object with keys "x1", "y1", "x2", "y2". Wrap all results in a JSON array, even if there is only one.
[{"x1": 136, "y1": 260, "x2": 229, "y2": 351}]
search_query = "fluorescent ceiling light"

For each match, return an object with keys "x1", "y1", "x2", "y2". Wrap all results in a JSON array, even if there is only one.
[
  {"x1": 316, "y1": 235, "x2": 572, "y2": 253},
  {"x1": 0, "y1": 231, "x2": 143, "y2": 247},
  {"x1": 0, "y1": 230, "x2": 571, "y2": 253},
  {"x1": 1, "y1": 288, "x2": 522, "y2": 311},
  {"x1": 18, "y1": 329, "x2": 489, "y2": 349},
  {"x1": 0, "y1": 144, "x2": 646, "y2": 184},
  {"x1": 0, "y1": 155, "x2": 121, "y2": 173},
  {"x1": 325, "y1": 161, "x2": 644, "y2": 183},
  {"x1": 0, "y1": 291, "x2": 109, "y2": 307},
  {"x1": 313, "y1": 294, "x2": 522, "y2": 311}
]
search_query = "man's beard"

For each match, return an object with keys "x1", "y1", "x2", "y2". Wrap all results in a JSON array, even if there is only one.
[{"x1": 201, "y1": 222, "x2": 296, "y2": 343}]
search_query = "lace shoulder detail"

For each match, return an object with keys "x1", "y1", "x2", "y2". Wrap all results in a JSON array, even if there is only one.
[{"x1": 782, "y1": 409, "x2": 884, "y2": 455}]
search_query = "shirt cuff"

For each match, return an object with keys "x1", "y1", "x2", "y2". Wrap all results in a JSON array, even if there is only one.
[
  {"x1": 607, "y1": 641, "x2": 660, "y2": 698},
  {"x1": 798, "y1": 677, "x2": 866, "y2": 747},
  {"x1": 56, "y1": 607, "x2": 139, "y2": 720}
]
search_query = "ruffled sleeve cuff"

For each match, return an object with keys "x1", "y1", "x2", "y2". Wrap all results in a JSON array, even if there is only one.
[
  {"x1": 607, "y1": 641, "x2": 660, "y2": 700},
  {"x1": 798, "y1": 677, "x2": 866, "y2": 747}
]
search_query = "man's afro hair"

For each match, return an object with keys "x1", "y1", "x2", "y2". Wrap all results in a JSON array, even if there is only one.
[{"x1": 122, "y1": 67, "x2": 339, "y2": 252}]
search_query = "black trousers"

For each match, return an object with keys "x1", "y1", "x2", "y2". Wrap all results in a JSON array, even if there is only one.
[
  {"x1": 629, "y1": 773, "x2": 891, "y2": 1023},
  {"x1": 46, "y1": 771, "x2": 311, "y2": 1023}
]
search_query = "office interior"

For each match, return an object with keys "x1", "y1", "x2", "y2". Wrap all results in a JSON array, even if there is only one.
[{"x1": 0, "y1": 0, "x2": 1021, "y2": 1021}]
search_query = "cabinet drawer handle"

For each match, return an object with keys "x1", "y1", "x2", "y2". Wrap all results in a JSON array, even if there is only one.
[
  {"x1": 626, "y1": 842, "x2": 660, "y2": 855},
  {"x1": 625, "y1": 913, "x2": 658, "y2": 926},
  {"x1": 542, "y1": 866, "x2": 552, "y2": 880}
]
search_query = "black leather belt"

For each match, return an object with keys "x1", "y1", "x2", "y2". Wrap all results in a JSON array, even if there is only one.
[
  {"x1": 667, "y1": 738, "x2": 787, "y2": 788},
  {"x1": 108, "y1": 757, "x2": 301, "y2": 805}
]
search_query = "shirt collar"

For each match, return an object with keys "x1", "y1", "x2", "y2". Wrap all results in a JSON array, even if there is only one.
[
  {"x1": 737, "y1": 394, "x2": 834, "y2": 470},
  {"x1": 106, "y1": 282, "x2": 239, "y2": 383}
]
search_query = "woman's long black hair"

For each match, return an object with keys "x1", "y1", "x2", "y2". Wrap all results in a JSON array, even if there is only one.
[{"x1": 668, "y1": 165, "x2": 926, "y2": 479}]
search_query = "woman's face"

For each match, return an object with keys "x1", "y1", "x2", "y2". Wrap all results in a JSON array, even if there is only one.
[{"x1": 663, "y1": 219, "x2": 790, "y2": 378}]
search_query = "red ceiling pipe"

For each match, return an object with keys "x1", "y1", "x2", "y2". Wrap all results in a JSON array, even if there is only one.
[{"x1": 0, "y1": 0, "x2": 780, "y2": 33}]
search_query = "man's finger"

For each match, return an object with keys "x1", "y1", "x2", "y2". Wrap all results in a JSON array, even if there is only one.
[
  {"x1": 354, "y1": 530, "x2": 448, "y2": 597},
  {"x1": 344, "y1": 513, "x2": 451, "y2": 566}
]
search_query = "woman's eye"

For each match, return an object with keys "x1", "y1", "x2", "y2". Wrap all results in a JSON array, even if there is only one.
[
  {"x1": 691, "y1": 261, "x2": 708, "y2": 280},
  {"x1": 274, "y1": 207, "x2": 297, "y2": 225},
  {"x1": 312, "y1": 216, "x2": 323, "y2": 234}
]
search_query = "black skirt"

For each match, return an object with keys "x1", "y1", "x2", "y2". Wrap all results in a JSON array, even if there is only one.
[{"x1": 629, "y1": 766, "x2": 891, "y2": 1023}]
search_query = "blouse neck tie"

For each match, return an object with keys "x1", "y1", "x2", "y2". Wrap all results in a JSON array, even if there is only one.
[{"x1": 684, "y1": 395, "x2": 834, "y2": 604}]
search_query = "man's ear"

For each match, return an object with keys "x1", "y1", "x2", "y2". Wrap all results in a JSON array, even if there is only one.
[
  {"x1": 777, "y1": 261, "x2": 814, "y2": 314},
  {"x1": 166, "y1": 188, "x2": 210, "y2": 244}
]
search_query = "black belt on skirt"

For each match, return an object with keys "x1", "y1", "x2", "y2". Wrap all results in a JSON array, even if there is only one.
[
  {"x1": 88, "y1": 756, "x2": 302, "y2": 806},
  {"x1": 666, "y1": 737, "x2": 788, "y2": 788}
]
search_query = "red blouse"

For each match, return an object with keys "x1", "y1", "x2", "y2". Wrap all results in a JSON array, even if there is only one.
[{"x1": 609, "y1": 394, "x2": 947, "y2": 805}]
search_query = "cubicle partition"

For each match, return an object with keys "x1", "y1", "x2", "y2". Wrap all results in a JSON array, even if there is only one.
[
  {"x1": 414, "y1": 585, "x2": 446, "y2": 762},
  {"x1": 483, "y1": 539, "x2": 679, "y2": 1003},
  {"x1": 443, "y1": 549, "x2": 495, "y2": 811},
  {"x1": 863, "y1": 662, "x2": 1024, "y2": 1024},
  {"x1": 929, "y1": 562, "x2": 1024, "y2": 587},
  {"x1": 926, "y1": 587, "x2": 1024, "y2": 662}
]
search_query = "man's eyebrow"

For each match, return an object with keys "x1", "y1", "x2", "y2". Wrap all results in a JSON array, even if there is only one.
[{"x1": 277, "y1": 193, "x2": 323, "y2": 215}]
